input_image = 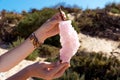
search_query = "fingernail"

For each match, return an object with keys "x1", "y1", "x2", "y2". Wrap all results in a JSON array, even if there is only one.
[{"x1": 68, "y1": 64, "x2": 71, "y2": 67}]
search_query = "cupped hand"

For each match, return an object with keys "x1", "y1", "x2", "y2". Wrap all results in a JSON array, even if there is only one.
[
  {"x1": 35, "y1": 11, "x2": 66, "y2": 43},
  {"x1": 27, "y1": 61, "x2": 69, "y2": 80}
]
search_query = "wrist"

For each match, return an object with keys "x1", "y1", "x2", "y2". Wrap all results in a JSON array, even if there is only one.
[{"x1": 34, "y1": 31, "x2": 46, "y2": 44}]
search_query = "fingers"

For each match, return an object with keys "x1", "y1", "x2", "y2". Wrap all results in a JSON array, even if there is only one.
[
  {"x1": 56, "y1": 11, "x2": 66, "y2": 21},
  {"x1": 42, "y1": 11, "x2": 66, "y2": 31},
  {"x1": 53, "y1": 63, "x2": 69, "y2": 78},
  {"x1": 48, "y1": 62, "x2": 69, "y2": 76},
  {"x1": 60, "y1": 11, "x2": 66, "y2": 20},
  {"x1": 49, "y1": 11, "x2": 66, "y2": 23}
]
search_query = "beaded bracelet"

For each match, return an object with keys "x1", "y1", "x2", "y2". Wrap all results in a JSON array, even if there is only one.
[{"x1": 29, "y1": 33, "x2": 42, "y2": 48}]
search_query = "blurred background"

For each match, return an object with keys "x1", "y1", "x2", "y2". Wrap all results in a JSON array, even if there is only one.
[{"x1": 0, "y1": 0, "x2": 120, "y2": 80}]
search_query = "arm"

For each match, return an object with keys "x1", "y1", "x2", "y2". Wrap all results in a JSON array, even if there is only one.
[
  {"x1": 0, "y1": 37, "x2": 41, "y2": 72},
  {"x1": 0, "y1": 12, "x2": 66, "y2": 72},
  {"x1": 6, "y1": 66, "x2": 30, "y2": 80},
  {"x1": 6, "y1": 62, "x2": 69, "y2": 80}
]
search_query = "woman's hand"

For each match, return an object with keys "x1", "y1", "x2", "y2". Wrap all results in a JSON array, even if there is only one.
[
  {"x1": 27, "y1": 62, "x2": 69, "y2": 80},
  {"x1": 7, "y1": 62, "x2": 69, "y2": 80},
  {"x1": 35, "y1": 12, "x2": 66, "y2": 43}
]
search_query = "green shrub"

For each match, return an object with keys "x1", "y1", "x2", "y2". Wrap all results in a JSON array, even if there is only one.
[
  {"x1": 10, "y1": 36, "x2": 24, "y2": 48},
  {"x1": 17, "y1": 8, "x2": 58, "y2": 38},
  {"x1": 39, "y1": 44, "x2": 59, "y2": 58},
  {"x1": 110, "y1": 8, "x2": 120, "y2": 14},
  {"x1": 105, "y1": 3, "x2": 120, "y2": 14},
  {"x1": 72, "y1": 20, "x2": 80, "y2": 33},
  {"x1": 0, "y1": 12, "x2": 22, "y2": 42},
  {"x1": 71, "y1": 53, "x2": 120, "y2": 80},
  {"x1": 44, "y1": 35, "x2": 61, "y2": 47},
  {"x1": 77, "y1": 10, "x2": 95, "y2": 30},
  {"x1": 26, "y1": 49, "x2": 39, "y2": 61}
]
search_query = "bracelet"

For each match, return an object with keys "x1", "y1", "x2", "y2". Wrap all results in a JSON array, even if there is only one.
[{"x1": 29, "y1": 33, "x2": 42, "y2": 48}]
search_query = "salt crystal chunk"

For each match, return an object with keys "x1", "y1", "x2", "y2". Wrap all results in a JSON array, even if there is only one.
[{"x1": 59, "y1": 20, "x2": 80, "y2": 63}]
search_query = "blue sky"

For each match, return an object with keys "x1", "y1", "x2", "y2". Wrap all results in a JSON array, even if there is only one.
[{"x1": 0, "y1": 0, "x2": 120, "y2": 12}]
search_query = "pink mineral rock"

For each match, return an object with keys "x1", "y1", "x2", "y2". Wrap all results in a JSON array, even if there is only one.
[{"x1": 59, "y1": 20, "x2": 80, "y2": 63}]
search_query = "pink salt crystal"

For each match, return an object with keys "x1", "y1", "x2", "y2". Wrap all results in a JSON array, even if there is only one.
[{"x1": 59, "y1": 20, "x2": 80, "y2": 63}]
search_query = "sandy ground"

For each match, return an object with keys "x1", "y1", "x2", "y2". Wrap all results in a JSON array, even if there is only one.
[{"x1": 78, "y1": 33, "x2": 120, "y2": 58}]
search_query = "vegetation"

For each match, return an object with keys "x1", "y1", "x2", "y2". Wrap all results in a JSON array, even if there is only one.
[
  {"x1": 70, "y1": 53, "x2": 120, "y2": 80},
  {"x1": 10, "y1": 37, "x2": 59, "y2": 61},
  {"x1": 38, "y1": 44, "x2": 59, "y2": 58},
  {"x1": 0, "y1": 11, "x2": 23, "y2": 43},
  {"x1": 9, "y1": 36, "x2": 24, "y2": 48},
  {"x1": 105, "y1": 3, "x2": 120, "y2": 14},
  {"x1": 26, "y1": 49, "x2": 40, "y2": 61},
  {"x1": 17, "y1": 8, "x2": 58, "y2": 38}
]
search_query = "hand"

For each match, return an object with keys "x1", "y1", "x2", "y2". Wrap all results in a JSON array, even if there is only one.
[
  {"x1": 35, "y1": 12, "x2": 66, "y2": 43},
  {"x1": 27, "y1": 61, "x2": 69, "y2": 80}
]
